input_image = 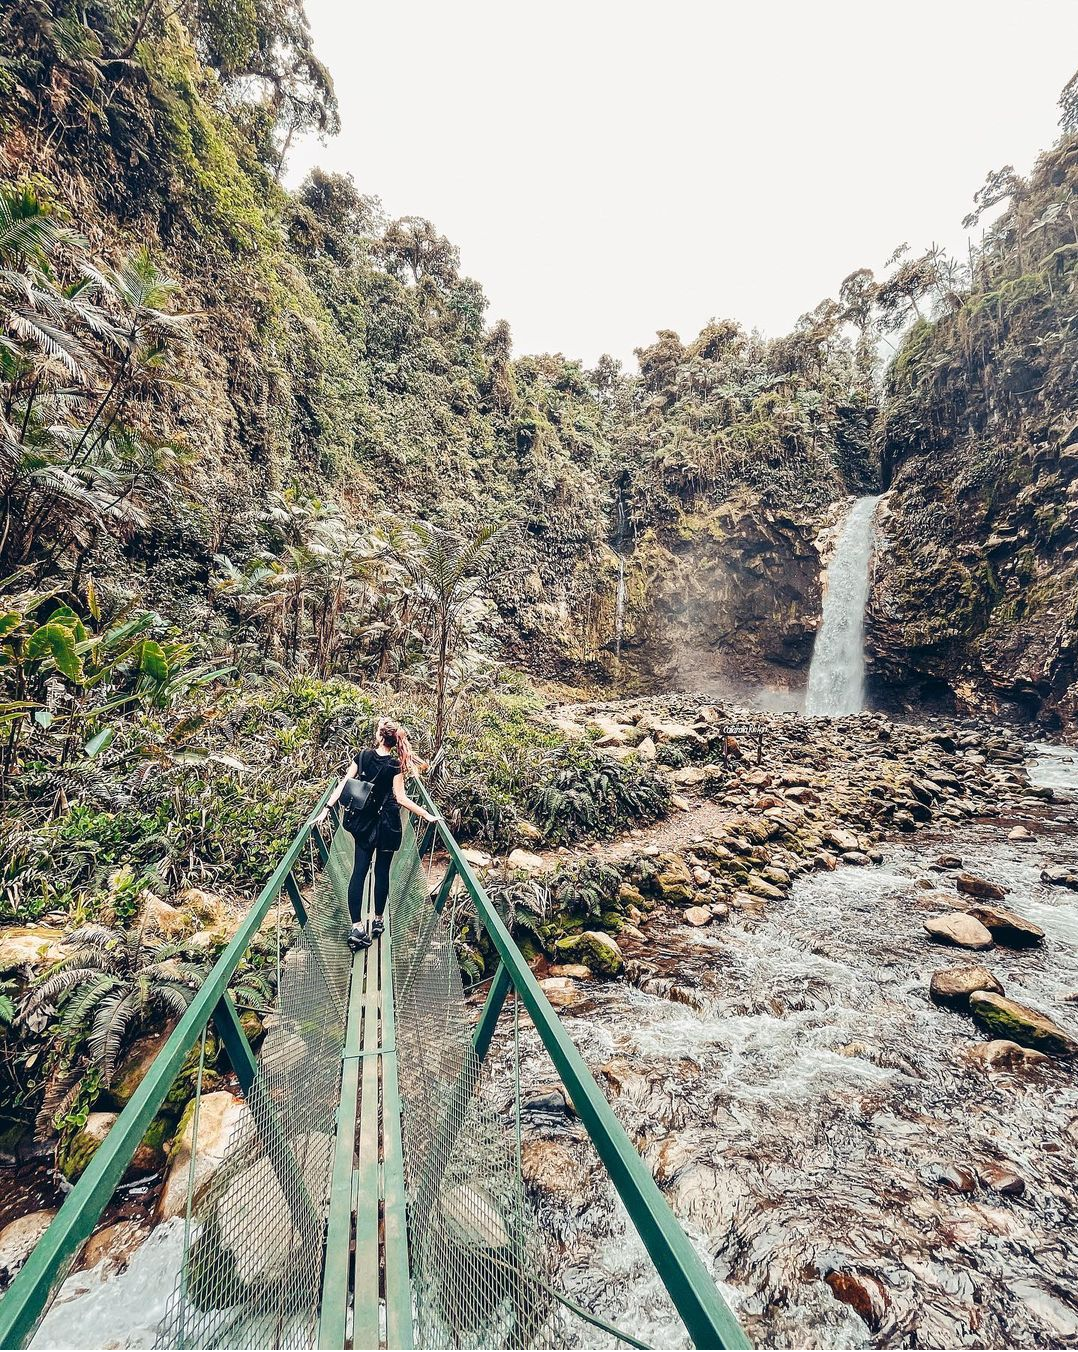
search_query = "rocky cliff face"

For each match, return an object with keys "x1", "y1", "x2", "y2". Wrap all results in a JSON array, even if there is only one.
[
  {"x1": 869, "y1": 136, "x2": 1078, "y2": 731},
  {"x1": 867, "y1": 435, "x2": 1078, "y2": 728},
  {"x1": 620, "y1": 494, "x2": 827, "y2": 696}
]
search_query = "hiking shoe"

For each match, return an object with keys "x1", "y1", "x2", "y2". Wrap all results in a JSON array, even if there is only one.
[
  {"x1": 347, "y1": 923, "x2": 372, "y2": 951},
  {"x1": 370, "y1": 917, "x2": 385, "y2": 939}
]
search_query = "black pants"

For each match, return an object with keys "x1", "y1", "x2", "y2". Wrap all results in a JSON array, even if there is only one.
[{"x1": 348, "y1": 843, "x2": 393, "y2": 925}]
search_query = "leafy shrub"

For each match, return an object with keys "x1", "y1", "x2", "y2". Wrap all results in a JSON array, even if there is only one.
[
  {"x1": 547, "y1": 859, "x2": 624, "y2": 925},
  {"x1": 530, "y1": 743, "x2": 669, "y2": 844},
  {"x1": 483, "y1": 875, "x2": 550, "y2": 941}
]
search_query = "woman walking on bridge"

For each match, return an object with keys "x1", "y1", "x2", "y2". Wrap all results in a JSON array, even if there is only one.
[{"x1": 323, "y1": 717, "x2": 438, "y2": 950}]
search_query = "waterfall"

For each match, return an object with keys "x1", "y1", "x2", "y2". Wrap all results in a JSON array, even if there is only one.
[
  {"x1": 613, "y1": 555, "x2": 626, "y2": 659},
  {"x1": 611, "y1": 481, "x2": 631, "y2": 661},
  {"x1": 804, "y1": 494, "x2": 880, "y2": 716}
]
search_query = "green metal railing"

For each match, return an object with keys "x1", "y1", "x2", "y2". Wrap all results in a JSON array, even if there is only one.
[
  {"x1": 0, "y1": 782, "x2": 337, "y2": 1351},
  {"x1": 406, "y1": 783, "x2": 749, "y2": 1351},
  {"x1": 0, "y1": 776, "x2": 750, "y2": 1351}
]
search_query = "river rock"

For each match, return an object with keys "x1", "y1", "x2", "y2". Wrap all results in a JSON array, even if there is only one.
[
  {"x1": 0, "y1": 1210, "x2": 56, "y2": 1288},
  {"x1": 157, "y1": 1091, "x2": 249, "y2": 1221},
  {"x1": 929, "y1": 966, "x2": 1004, "y2": 1009},
  {"x1": 507, "y1": 848, "x2": 545, "y2": 875},
  {"x1": 462, "y1": 848, "x2": 492, "y2": 870},
  {"x1": 651, "y1": 853, "x2": 695, "y2": 904},
  {"x1": 964, "y1": 904, "x2": 1045, "y2": 948},
  {"x1": 956, "y1": 873, "x2": 1008, "y2": 901},
  {"x1": 979, "y1": 1163, "x2": 1026, "y2": 1196},
  {"x1": 552, "y1": 930, "x2": 623, "y2": 977},
  {"x1": 683, "y1": 906, "x2": 712, "y2": 927},
  {"x1": 745, "y1": 876, "x2": 784, "y2": 900},
  {"x1": 923, "y1": 913, "x2": 993, "y2": 950},
  {"x1": 59, "y1": 1112, "x2": 118, "y2": 1182},
  {"x1": 670, "y1": 794, "x2": 692, "y2": 811},
  {"x1": 966, "y1": 1039, "x2": 1051, "y2": 1071},
  {"x1": 1008, "y1": 826, "x2": 1037, "y2": 842},
  {"x1": 824, "y1": 827, "x2": 860, "y2": 854},
  {"x1": 1041, "y1": 864, "x2": 1078, "y2": 890},
  {"x1": 548, "y1": 963, "x2": 592, "y2": 980},
  {"x1": 968, "y1": 992, "x2": 1078, "y2": 1058},
  {"x1": 520, "y1": 1140, "x2": 590, "y2": 1210},
  {"x1": 924, "y1": 1162, "x2": 977, "y2": 1193},
  {"x1": 823, "y1": 1270, "x2": 889, "y2": 1332},
  {"x1": 933, "y1": 855, "x2": 963, "y2": 871},
  {"x1": 76, "y1": 1219, "x2": 149, "y2": 1276},
  {"x1": 538, "y1": 977, "x2": 581, "y2": 1008},
  {"x1": 636, "y1": 736, "x2": 657, "y2": 761}
]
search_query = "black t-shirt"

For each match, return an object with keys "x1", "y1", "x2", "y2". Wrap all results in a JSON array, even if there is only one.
[{"x1": 350, "y1": 748, "x2": 402, "y2": 850}]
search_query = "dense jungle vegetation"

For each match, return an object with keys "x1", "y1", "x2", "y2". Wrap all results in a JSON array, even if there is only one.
[{"x1": 1, "y1": 0, "x2": 1077, "y2": 1155}]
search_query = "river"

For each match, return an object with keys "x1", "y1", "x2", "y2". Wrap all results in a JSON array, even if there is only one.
[{"x1": 510, "y1": 742, "x2": 1078, "y2": 1347}]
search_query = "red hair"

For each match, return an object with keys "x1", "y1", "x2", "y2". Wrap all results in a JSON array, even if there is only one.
[{"x1": 377, "y1": 718, "x2": 424, "y2": 778}]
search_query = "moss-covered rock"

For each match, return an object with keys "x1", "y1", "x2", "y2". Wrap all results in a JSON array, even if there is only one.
[
  {"x1": 968, "y1": 992, "x2": 1077, "y2": 1058},
  {"x1": 553, "y1": 931, "x2": 624, "y2": 978},
  {"x1": 59, "y1": 1112, "x2": 118, "y2": 1183},
  {"x1": 649, "y1": 852, "x2": 695, "y2": 905}
]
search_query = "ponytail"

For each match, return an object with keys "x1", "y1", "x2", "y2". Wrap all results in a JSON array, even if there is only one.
[{"x1": 376, "y1": 717, "x2": 426, "y2": 779}]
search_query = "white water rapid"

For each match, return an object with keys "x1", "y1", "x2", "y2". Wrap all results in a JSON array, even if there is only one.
[{"x1": 805, "y1": 495, "x2": 881, "y2": 716}]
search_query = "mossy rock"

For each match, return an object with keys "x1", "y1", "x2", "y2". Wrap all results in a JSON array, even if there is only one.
[
  {"x1": 239, "y1": 1011, "x2": 264, "y2": 1049},
  {"x1": 649, "y1": 853, "x2": 695, "y2": 905},
  {"x1": 59, "y1": 1112, "x2": 118, "y2": 1183},
  {"x1": 618, "y1": 883, "x2": 646, "y2": 907},
  {"x1": 968, "y1": 992, "x2": 1077, "y2": 1058},
  {"x1": 553, "y1": 931, "x2": 624, "y2": 978},
  {"x1": 599, "y1": 910, "x2": 625, "y2": 932}
]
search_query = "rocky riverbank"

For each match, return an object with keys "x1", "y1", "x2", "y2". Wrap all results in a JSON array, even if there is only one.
[{"x1": 479, "y1": 726, "x2": 1078, "y2": 1349}]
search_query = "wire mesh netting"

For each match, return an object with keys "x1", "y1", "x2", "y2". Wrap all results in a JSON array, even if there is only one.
[
  {"x1": 390, "y1": 826, "x2": 646, "y2": 1350},
  {"x1": 154, "y1": 828, "x2": 352, "y2": 1350}
]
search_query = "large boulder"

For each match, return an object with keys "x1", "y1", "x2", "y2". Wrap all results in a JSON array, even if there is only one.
[
  {"x1": 923, "y1": 913, "x2": 993, "y2": 950},
  {"x1": 929, "y1": 966, "x2": 1004, "y2": 1009},
  {"x1": 968, "y1": 992, "x2": 1078, "y2": 1058},
  {"x1": 964, "y1": 904, "x2": 1044, "y2": 948},
  {"x1": 553, "y1": 931, "x2": 624, "y2": 978},
  {"x1": 212, "y1": 1133, "x2": 333, "y2": 1283},
  {"x1": 157, "y1": 1091, "x2": 249, "y2": 1221}
]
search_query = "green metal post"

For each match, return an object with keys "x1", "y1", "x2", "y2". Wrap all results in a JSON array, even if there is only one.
[{"x1": 472, "y1": 962, "x2": 512, "y2": 1062}]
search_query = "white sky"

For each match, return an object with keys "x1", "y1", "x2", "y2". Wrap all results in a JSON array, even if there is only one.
[{"x1": 286, "y1": 0, "x2": 1078, "y2": 368}]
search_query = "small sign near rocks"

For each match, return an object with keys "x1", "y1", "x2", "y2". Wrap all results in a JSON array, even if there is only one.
[{"x1": 720, "y1": 723, "x2": 764, "y2": 765}]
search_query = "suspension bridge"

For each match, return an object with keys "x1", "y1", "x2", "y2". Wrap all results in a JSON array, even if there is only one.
[{"x1": 0, "y1": 783, "x2": 750, "y2": 1350}]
